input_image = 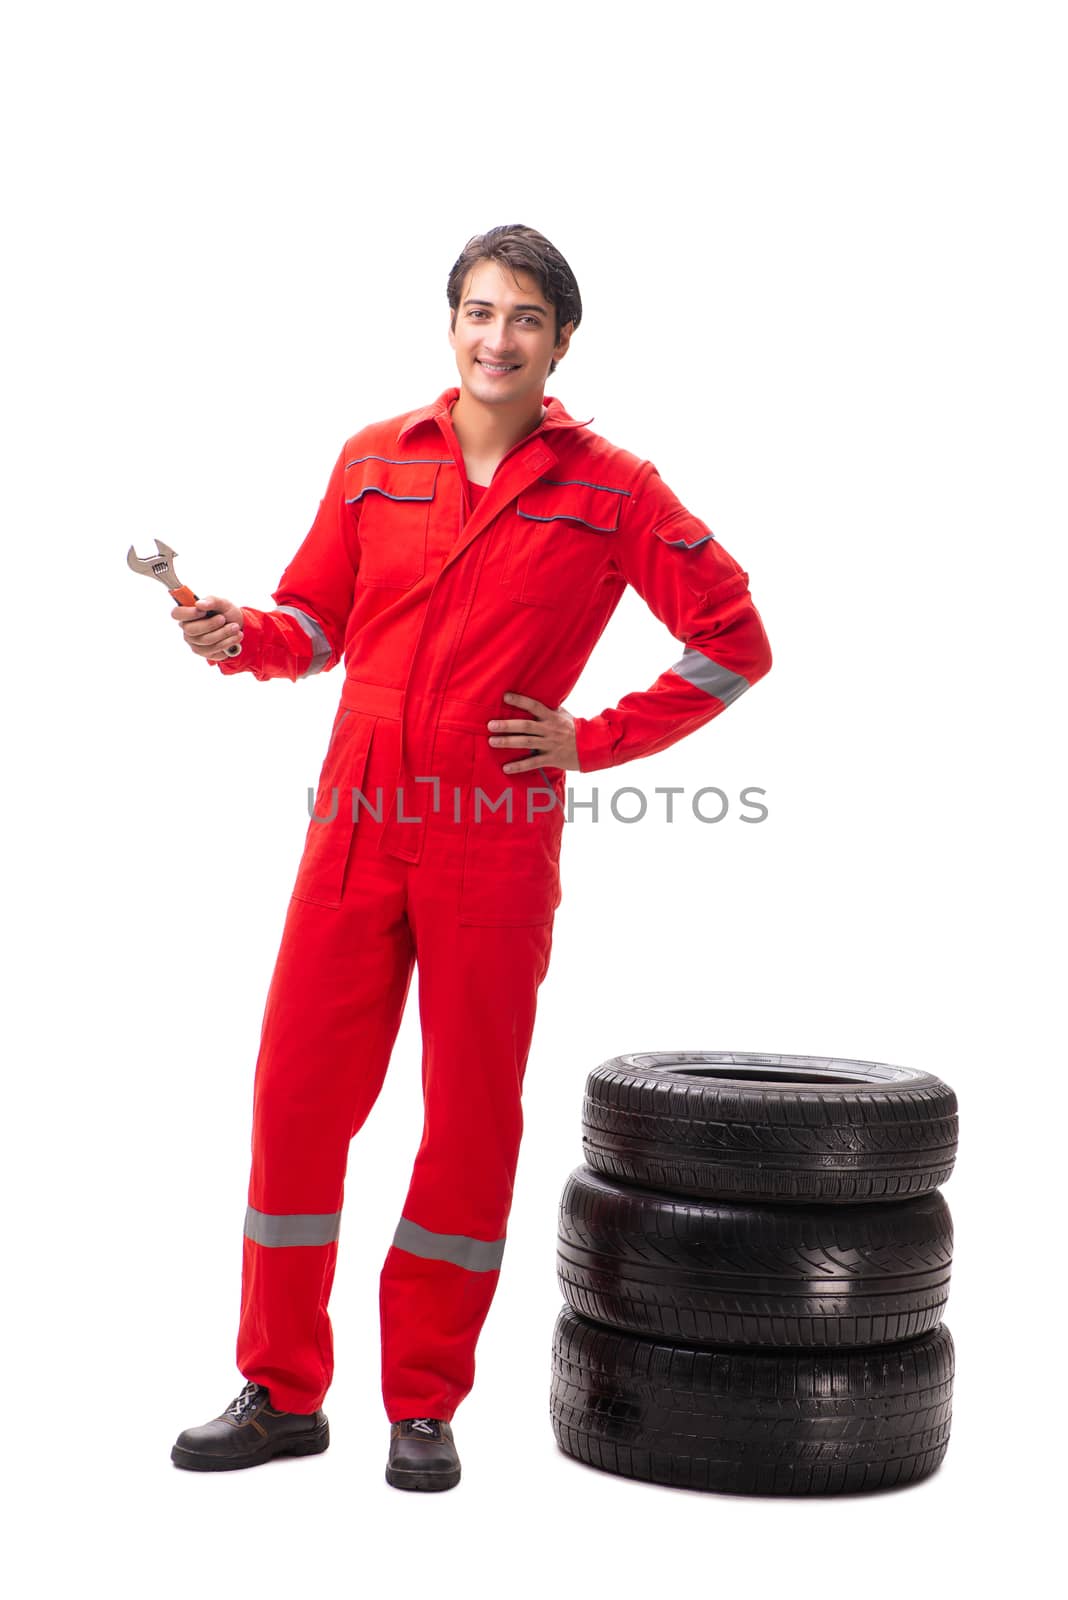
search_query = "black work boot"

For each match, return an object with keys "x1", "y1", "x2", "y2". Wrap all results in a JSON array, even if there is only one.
[
  {"x1": 171, "y1": 1380, "x2": 330, "y2": 1471},
  {"x1": 385, "y1": 1417, "x2": 461, "y2": 1491}
]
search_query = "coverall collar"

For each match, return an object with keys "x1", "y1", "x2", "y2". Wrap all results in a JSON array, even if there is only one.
[{"x1": 397, "y1": 386, "x2": 593, "y2": 443}]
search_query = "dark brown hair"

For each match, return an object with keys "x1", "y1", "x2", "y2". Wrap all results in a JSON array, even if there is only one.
[{"x1": 447, "y1": 224, "x2": 582, "y2": 376}]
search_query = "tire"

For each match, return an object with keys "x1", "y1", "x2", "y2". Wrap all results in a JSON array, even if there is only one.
[
  {"x1": 558, "y1": 1165, "x2": 953, "y2": 1349},
  {"x1": 550, "y1": 1304, "x2": 954, "y2": 1496},
  {"x1": 582, "y1": 1051, "x2": 958, "y2": 1204}
]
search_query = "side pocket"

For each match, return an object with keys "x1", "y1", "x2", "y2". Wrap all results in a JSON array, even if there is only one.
[
  {"x1": 458, "y1": 745, "x2": 565, "y2": 927},
  {"x1": 291, "y1": 709, "x2": 376, "y2": 909}
]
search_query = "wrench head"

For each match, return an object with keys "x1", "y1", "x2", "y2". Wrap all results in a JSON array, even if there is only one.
[{"x1": 127, "y1": 538, "x2": 182, "y2": 589}]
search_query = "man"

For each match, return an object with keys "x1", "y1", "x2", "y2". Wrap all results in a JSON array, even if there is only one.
[{"x1": 169, "y1": 224, "x2": 772, "y2": 1490}]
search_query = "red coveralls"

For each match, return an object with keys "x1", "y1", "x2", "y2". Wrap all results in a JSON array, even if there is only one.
[{"x1": 212, "y1": 387, "x2": 771, "y2": 1422}]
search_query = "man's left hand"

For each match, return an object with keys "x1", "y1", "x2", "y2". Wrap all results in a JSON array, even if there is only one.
[{"x1": 487, "y1": 692, "x2": 580, "y2": 773}]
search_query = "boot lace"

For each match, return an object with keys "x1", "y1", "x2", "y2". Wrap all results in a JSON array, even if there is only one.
[
  {"x1": 405, "y1": 1417, "x2": 441, "y2": 1438},
  {"x1": 225, "y1": 1381, "x2": 265, "y2": 1422}
]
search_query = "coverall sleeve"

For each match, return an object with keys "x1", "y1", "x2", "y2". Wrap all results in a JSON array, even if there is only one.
[
  {"x1": 210, "y1": 444, "x2": 358, "y2": 682},
  {"x1": 571, "y1": 460, "x2": 772, "y2": 772}
]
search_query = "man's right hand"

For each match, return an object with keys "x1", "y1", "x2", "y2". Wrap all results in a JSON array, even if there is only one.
[{"x1": 172, "y1": 594, "x2": 245, "y2": 662}]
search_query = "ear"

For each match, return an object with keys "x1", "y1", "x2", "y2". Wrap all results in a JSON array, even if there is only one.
[
  {"x1": 447, "y1": 307, "x2": 457, "y2": 352},
  {"x1": 553, "y1": 320, "x2": 574, "y2": 364}
]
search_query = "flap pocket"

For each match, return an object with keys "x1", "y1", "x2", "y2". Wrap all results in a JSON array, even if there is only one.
[
  {"x1": 652, "y1": 506, "x2": 716, "y2": 550},
  {"x1": 346, "y1": 456, "x2": 442, "y2": 506},
  {"x1": 504, "y1": 476, "x2": 628, "y2": 607},
  {"x1": 346, "y1": 457, "x2": 443, "y2": 588},
  {"x1": 515, "y1": 476, "x2": 626, "y2": 534}
]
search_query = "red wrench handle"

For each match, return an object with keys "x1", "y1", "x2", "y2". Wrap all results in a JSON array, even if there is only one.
[{"x1": 173, "y1": 583, "x2": 241, "y2": 657}]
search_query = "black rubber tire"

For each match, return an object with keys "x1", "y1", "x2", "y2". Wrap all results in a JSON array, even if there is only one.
[
  {"x1": 582, "y1": 1051, "x2": 958, "y2": 1204},
  {"x1": 557, "y1": 1165, "x2": 953, "y2": 1349},
  {"x1": 550, "y1": 1305, "x2": 954, "y2": 1496}
]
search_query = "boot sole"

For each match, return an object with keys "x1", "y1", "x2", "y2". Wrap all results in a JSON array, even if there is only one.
[
  {"x1": 171, "y1": 1419, "x2": 330, "y2": 1471},
  {"x1": 385, "y1": 1462, "x2": 461, "y2": 1492}
]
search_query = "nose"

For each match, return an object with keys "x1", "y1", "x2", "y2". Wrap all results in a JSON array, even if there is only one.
[{"x1": 480, "y1": 320, "x2": 516, "y2": 357}]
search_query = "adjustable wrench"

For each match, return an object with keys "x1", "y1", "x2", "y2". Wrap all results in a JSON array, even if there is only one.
[{"x1": 127, "y1": 539, "x2": 241, "y2": 657}]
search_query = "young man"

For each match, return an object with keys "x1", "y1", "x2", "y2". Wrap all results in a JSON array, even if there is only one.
[{"x1": 169, "y1": 224, "x2": 772, "y2": 1490}]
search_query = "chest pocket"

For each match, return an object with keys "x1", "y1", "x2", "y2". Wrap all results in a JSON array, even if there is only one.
[
  {"x1": 503, "y1": 477, "x2": 627, "y2": 608},
  {"x1": 347, "y1": 456, "x2": 443, "y2": 588}
]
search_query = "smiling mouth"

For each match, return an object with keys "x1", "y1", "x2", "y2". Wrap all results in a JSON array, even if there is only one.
[{"x1": 477, "y1": 359, "x2": 520, "y2": 374}]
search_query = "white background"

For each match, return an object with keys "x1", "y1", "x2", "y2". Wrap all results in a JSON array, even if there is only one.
[{"x1": 3, "y1": 1, "x2": 1063, "y2": 1594}]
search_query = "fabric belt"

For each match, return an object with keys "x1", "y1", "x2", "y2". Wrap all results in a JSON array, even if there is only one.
[{"x1": 340, "y1": 677, "x2": 505, "y2": 736}]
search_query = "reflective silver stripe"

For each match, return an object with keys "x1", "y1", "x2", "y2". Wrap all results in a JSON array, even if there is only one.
[
  {"x1": 345, "y1": 487, "x2": 435, "y2": 504},
  {"x1": 670, "y1": 645, "x2": 750, "y2": 704},
  {"x1": 344, "y1": 455, "x2": 452, "y2": 468},
  {"x1": 540, "y1": 477, "x2": 631, "y2": 497},
  {"x1": 276, "y1": 606, "x2": 332, "y2": 677},
  {"x1": 391, "y1": 1216, "x2": 505, "y2": 1273},
  {"x1": 244, "y1": 1205, "x2": 341, "y2": 1247},
  {"x1": 516, "y1": 507, "x2": 618, "y2": 532},
  {"x1": 656, "y1": 529, "x2": 715, "y2": 549}
]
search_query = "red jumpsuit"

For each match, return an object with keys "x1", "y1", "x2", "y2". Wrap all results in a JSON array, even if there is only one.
[{"x1": 212, "y1": 386, "x2": 772, "y2": 1421}]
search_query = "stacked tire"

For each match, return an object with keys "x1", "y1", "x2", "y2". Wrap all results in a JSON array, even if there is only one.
[{"x1": 550, "y1": 1051, "x2": 959, "y2": 1496}]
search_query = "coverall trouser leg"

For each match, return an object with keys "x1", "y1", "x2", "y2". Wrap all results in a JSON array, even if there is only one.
[{"x1": 235, "y1": 701, "x2": 557, "y2": 1422}]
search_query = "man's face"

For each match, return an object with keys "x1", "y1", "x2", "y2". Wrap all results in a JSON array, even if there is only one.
[{"x1": 449, "y1": 257, "x2": 572, "y2": 406}]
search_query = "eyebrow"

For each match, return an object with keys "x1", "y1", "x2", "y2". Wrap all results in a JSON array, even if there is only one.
[{"x1": 462, "y1": 297, "x2": 550, "y2": 315}]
